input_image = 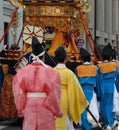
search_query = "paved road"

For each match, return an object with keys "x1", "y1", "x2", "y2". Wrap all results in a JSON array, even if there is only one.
[
  {"x1": 0, "y1": 119, "x2": 21, "y2": 130},
  {"x1": 0, "y1": 119, "x2": 119, "y2": 130},
  {"x1": 0, "y1": 126, "x2": 21, "y2": 130}
]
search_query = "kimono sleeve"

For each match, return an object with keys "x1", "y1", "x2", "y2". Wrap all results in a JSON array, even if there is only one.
[
  {"x1": 95, "y1": 65, "x2": 104, "y2": 100},
  {"x1": 67, "y1": 71, "x2": 89, "y2": 124},
  {"x1": 44, "y1": 72, "x2": 63, "y2": 117},
  {"x1": 12, "y1": 70, "x2": 26, "y2": 114},
  {"x1": 115, "y1": 71, "x2": 119, "y2": 92}
]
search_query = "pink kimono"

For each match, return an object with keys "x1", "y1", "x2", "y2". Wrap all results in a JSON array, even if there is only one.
[{"x1": 12, "y1": 62, "x2": 63, "y2": 130}]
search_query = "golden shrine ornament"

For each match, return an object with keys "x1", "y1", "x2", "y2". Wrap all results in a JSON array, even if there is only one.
[
  {"x1": 22, "y1": 25, "x2": 44, "y2": 45},
  {"x1": 10, "y1": 0, "x2": 91, "y2": 36}
]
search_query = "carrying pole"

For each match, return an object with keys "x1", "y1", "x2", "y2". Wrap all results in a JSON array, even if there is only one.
[
  {"x1": 14, "y1": 27, "x2": 24, "y2": 50},
  {"x1": 0, "y1": 7, "x2": 19, "y2": 43},
  {"x1": 78, "y1": 8, "x2": 102, "y2": 62},
  {"x1": 86, "y1": 107, "x2": 103, "y2": 129},
  {"x1": 88, "y1": 30, "x2": 102, "y2": 61},
  {"x1": 78, "y1": 8, "x2": 97, "y2": 61}
]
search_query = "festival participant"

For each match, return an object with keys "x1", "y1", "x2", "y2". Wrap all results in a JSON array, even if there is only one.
[
  {"x1": 14, "y1": 43, "x2": 57, "y2": 71},
  {"x1": 54, "y1": 45, "x2": 88, "y2": 130},
  {"x1": 0, "y1": 60, "x2": 18, "y2": 119},
  {"x1": 110, "y1": 48, "x2": 119, "y2": 127},
  {"x1": 12, "y1": 36, "x2": 63, "y2": 130},
  {"x1": 0, "y1": 64, "x2": 4, "y2": 92},
  {"x1": 75, "y1": 48, "x2": 99, "y2": 130},
  {"x1": 96, "y1": 43, "x2": 118, "y2": 130},
  {"x1": 0, "y1": 45, "x2": 23, "y2": 122}
]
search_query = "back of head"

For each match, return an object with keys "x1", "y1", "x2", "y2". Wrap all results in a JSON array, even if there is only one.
[
  {"x1": 102, "y1": 43, "x2": 112, "y2": 61},
  {"x1": 111, "y1": 49, "x2": 116, "y2": 60},
  {"x1": 80, "y1": 48, "x2": 90, "y2": 62},
  {"x1": 31, "y1": 36, "x2": 45, "y2": 57},
  {"x1": 55, "y1": 45, "x2": 67, "y2": 63}
]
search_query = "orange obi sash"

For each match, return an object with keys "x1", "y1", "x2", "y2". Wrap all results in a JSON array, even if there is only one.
[
  {"x1": 98, "y1": 62, "x2": 117, "y2": 74},
  {"x1": 116, "y1": 61, "x2": 119, "y2": 70},
  {"x1": 77, "y1": 65, "x2": 97, "y2": 77}
]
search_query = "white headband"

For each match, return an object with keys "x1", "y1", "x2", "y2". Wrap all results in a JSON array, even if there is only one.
[{"x1": 31, "y1": 52, "x2": 48, "y2": 68}]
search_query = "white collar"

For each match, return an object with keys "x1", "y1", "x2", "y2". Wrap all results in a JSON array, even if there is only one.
[
  {"x1": 103, "y1": 60, "x2": 109, "y2": 63},
  {"x1": 112, "y1": 59, "x2": 116, "y2": 62},
  {"x1": 56, "y1": 63, "x2": 66, "y2": 68},
  {"x1": 84, "y1": 62, "x2": 91, "y2": 65}
]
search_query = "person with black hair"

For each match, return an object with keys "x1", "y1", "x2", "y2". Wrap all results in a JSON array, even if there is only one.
[
  {"x1": 96, "y1": 43, "x2": 118, "y2": 130},
  {"x1": 54, "y1": 45, "x2": 88, "y2": 130},
  {"x1": 14, "y1": 42, "x2": 57, "y2": 71},
  {"x1": 12, "y1": 36, "x2": 63, "y2": 130},
  {"x1": 75, "y1": 48, "x2": 99, "y2": 130},
  {"x1": 110, "y1": 48, "x2": 119, "y2": 128}
]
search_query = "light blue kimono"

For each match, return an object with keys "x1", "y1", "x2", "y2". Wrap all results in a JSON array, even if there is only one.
[
  {"x1": 115, "y1": 61, "x2": 119, "y2": 93},
  {"x1": 96, "y1": 61, "x2": 118, "y2": 128},
  {"x1": 75, "y1": 62, "x2": 97, "y2": 130}
]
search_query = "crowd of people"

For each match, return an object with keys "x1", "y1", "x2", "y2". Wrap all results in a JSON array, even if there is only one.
[{"x1": 0, "y1": 36, "x2": 119, "y2": 130}]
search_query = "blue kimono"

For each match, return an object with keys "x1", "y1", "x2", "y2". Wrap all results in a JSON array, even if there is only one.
[
  {"x1": 96, "y1": 61, "x2": 118, "y2": 128},
  {"x1": 0, "y1": 65, "x2": 4, "y2": 91},
  {"x1": 115, "y1": 61, "x2": 119, "y2": 92},
  {"x1": 75, "y1": 62, "x2": 97, "y2": 130}
]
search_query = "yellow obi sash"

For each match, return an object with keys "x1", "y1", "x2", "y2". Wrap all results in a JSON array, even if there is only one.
[
  {"x1": 98, "y1": 62, "x2": 117, "y2": 74},
  {"x1": 77, "y1": 65, "x2": 97, "y2": 77}
]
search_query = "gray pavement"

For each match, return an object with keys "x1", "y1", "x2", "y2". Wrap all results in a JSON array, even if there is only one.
[
  {"x1": 0, "y1": 126, "x2": 21, "y2": 130},
  {"x1": 0, "y1": 119, "x2": 21, "y2": 130},
  {"x1": 0, "y1": 119, "x2": 119, "y2": 130}
]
